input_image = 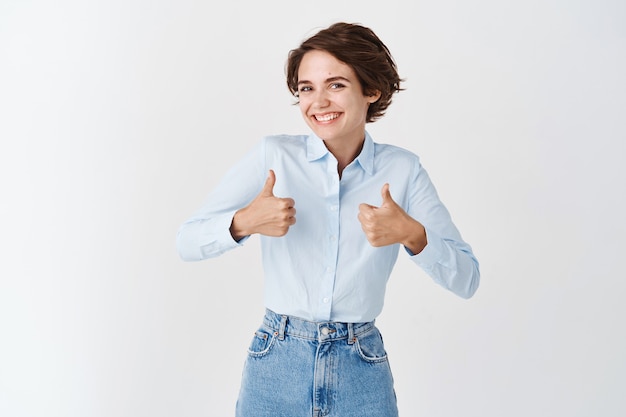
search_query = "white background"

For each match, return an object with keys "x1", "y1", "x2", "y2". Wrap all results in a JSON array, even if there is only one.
[{"x1": 1, "y1": 1, "x2": 625, "y2": 416}]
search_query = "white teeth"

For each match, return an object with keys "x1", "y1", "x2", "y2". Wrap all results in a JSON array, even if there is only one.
[{"x1": 314, "y1": 113, "x2": 339, "y2": 122}]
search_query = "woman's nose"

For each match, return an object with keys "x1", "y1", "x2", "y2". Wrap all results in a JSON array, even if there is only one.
[{"x1": 312, "y1": 90, "x2": 330, "y2": 108}]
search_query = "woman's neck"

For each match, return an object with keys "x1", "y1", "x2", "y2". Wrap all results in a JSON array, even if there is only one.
[{"x1": 324, "y1": 136, "x2": 365, "y2": 179}]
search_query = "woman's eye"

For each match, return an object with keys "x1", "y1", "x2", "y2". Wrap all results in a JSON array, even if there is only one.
[
  {"x1": 330, "y1": 83, "x2": 345, "y2": 89},
  {"x1": 298, "y1": 86, "x2": 312, "y2": 93}
]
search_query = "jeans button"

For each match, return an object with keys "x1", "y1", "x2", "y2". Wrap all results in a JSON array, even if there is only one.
[{"x1": 321, "y1": 327, "x2": 329, "y2": 336}]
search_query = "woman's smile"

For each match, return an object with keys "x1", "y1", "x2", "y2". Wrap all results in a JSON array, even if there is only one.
[{"x1": 313, "y1": 112, "x2": 342, "y2": 123}]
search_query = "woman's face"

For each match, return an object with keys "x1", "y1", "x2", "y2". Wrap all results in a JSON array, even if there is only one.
[{"x1": 296, "y1": 50, "x2": 380, "y2": 149}]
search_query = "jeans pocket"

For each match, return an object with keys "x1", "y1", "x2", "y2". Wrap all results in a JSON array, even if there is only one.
[
  {"x1": 354, "y1": 328, "x2": 388, "y2": 363},
  {"x1": 247, "y1": 328, "x2": 277, "y2": 358}
]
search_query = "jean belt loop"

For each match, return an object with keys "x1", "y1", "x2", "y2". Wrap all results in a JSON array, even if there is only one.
[
  {"x1": 278, "y1": 315, "x2": 287, "y2": 340},
  {"x1": 347, "y1": 322, "x2": 355, "y2": 345}
]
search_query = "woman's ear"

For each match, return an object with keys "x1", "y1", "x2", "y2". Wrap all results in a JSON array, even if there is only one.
[{"x1": 367, "y1": 90, "x2": 382, "y2": 103}]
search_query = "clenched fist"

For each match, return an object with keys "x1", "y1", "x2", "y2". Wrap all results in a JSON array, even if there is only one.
[
  {"x1": 230, "y1": 170, "x2": 296, "y2": 240},
  {"x1": 358, "y1": 183, "x2": 427, "y2": 254}
]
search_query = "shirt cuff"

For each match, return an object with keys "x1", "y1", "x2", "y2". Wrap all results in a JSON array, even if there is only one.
[
  {"x1": 199, "y1": 210, "x2": 247, "y2": 257},
  {"x1": 406, "y1": 227, "x2": 446, "y2": 268}
]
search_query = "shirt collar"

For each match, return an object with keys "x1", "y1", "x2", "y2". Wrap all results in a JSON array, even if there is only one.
[
  {"x1": 306, "y1": 131, "x2": 376, "y2": 176},
  {"x1": 306, "y1": 132, "x2": 329, "y2": 162}
]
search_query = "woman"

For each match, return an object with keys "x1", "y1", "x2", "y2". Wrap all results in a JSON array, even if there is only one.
[{"x1": 177, "y1": 22, "x2": 479, "y2": 417}]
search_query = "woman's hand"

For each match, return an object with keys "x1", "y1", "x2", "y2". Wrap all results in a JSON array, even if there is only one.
[
  {"x1": 358, "y1": 183, "x2": 427, "y2": 254},
  {"x1": 230, "y1": 170, "x2": 296, "y2": 241}
]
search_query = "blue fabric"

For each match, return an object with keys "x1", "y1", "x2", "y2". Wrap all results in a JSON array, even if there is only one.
[
  {"x1": 236, "y1": 309, "x2": 398, "y2": 417},
  {"x1": 176, "y1": 131, "x2": 479, "y2": 322}
]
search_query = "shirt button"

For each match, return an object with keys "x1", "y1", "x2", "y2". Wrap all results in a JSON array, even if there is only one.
[
  {"x1": 321, "y1": 327, "x2": 329, "y2": 335},
  {"x1": 330, "y1": 205, "x2": 338, "y2": 211},
  {"x1": 330, "y1": 235, "x2": 336, "y2": 242},
  {"x1": 323, "y1": 297, "x2": 329, "y2": 303}
]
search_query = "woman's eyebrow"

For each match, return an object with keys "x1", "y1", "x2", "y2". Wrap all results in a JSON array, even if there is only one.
[
  {"x1": 297, "y1": 76, "x2": 352, "y2": 86},
  {"x1": 325, "y1": 76, "x2": 351, "y2": 84}
]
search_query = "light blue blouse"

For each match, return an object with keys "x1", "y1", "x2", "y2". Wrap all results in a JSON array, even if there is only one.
[{"x1": 176, "y1": 131, "x2": 479, "y2": 322}]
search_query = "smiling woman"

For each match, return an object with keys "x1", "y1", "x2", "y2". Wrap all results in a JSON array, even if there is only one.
[
  {"x1": 176, "y1": 21, "x2": 479, "y2": 417},
  {"x1": 295, "y1": 50, "x2": 380, "y2": 173},
  {"x1": 286, "y1": 22, "x2": 402, "y2": 123}
]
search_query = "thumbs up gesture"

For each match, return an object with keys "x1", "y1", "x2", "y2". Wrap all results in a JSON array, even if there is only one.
[
  {"x1": 358, "y1": 183, "x2": 427, "y2": 253},
  {"x1": 230, "y1": 170, "x2": 296, "y2": 240}
]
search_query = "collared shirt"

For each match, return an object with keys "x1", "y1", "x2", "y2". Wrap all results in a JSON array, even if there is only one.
[{"x1": 176, "y1": 131, "x2": 479, "y2": 322}]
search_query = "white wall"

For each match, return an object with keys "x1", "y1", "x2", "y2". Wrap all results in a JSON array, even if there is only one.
[{"x1": 1, "y1": 1, "x2": 625, "y2": 416}]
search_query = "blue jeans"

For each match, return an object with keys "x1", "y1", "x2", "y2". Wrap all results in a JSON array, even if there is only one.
[{"x1": 236, "y1": 309, "x2": 398, "y2": 417}]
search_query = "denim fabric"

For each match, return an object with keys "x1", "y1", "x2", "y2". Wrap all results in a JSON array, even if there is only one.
[{"x1": 236, "y1": 309, "x2": 398, "y2": 417}]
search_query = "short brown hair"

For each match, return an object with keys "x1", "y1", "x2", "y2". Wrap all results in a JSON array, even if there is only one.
[{"x1": 286, "y1": 22, "x2": 403, "y2": 123}]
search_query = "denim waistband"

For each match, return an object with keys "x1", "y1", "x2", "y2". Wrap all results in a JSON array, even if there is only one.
[{"x1": 262, "y1": 309, "x2": 376, "y2": 343}]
